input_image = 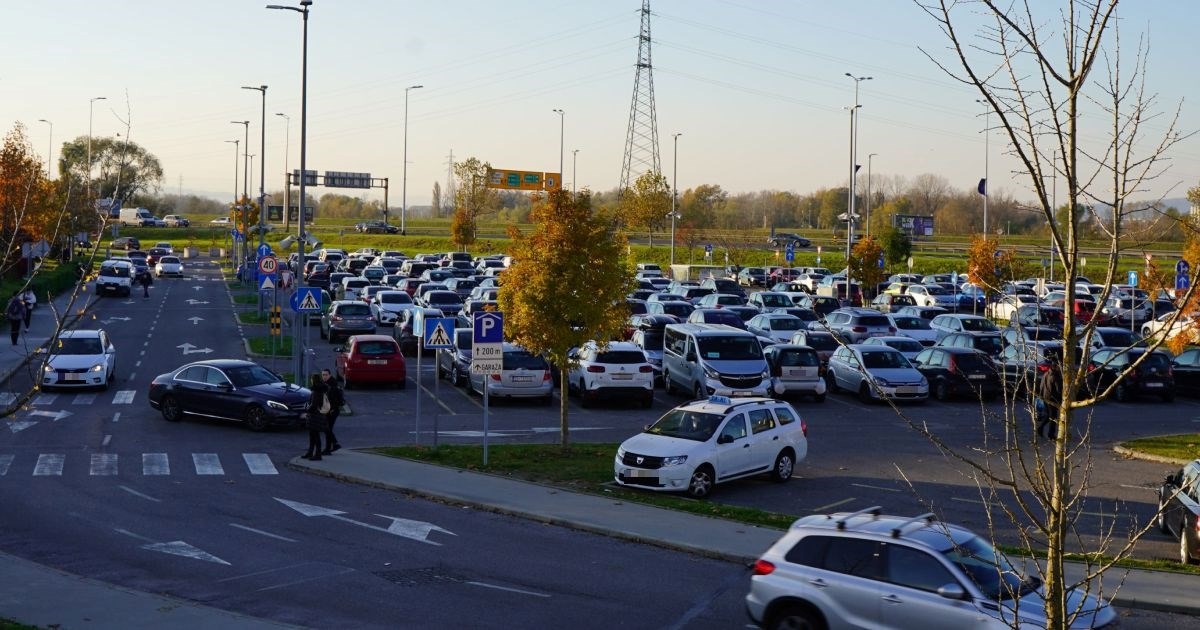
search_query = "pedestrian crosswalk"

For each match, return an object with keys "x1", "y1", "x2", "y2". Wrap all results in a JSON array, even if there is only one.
[
  {"x1": 19, "y1": 390, "x2": 137, "y2": 407},
  {"x1": 0, "y1": 452, "x2": 281, "y2": 477}
]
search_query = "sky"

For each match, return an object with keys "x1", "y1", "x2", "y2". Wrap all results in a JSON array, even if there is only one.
[{"x1": 2, "y1": 0, "x2": 1197, "y2": 210}]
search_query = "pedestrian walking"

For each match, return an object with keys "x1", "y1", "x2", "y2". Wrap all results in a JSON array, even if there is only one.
[
  {"x1": 320, "y1": 368, "x2": 343, "y2": 454},
  {"x1": 6, "y1": 291, "x2": 24, "y2": 346},
  {"x1": 138, "y1": 268, "x2": 153, "y2": 298},
  {"x1": 19, "y1": 288, "x2": 35, "y2": 331},
  {"x1": 302, "y1": 373, "x2": 331, "y2": 460},
  {"x1": 1037, "y1": 360, "x2": 1062, "y2": 440}
]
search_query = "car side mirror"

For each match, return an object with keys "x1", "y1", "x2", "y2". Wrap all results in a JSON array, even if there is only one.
[
  {"x1": 1167, "y1": 473, "x2": 1181, "y2": 486},
  {"x1": 686, "y1": 351, "x2": 696, "y2": 362},
  {"x1": 334, "y1": 346, "x2": 344, "y2": 353},
  {"x1": 936, "y1": 583, "x2": 967, "y2": 600},
  {"x1": 218, "y1": 383, "x2": 234, "y2": 391},
  {"x1": 717, "y1": 434, "x2": 734, "y2": 444}
]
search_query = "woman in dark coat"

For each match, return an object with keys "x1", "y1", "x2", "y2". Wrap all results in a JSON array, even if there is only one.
[{"x1": 303, "y1": 374, "x2": 331, "y2": 460}]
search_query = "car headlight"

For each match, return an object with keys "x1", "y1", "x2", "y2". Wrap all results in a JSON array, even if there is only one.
[
  {"x1": 616, "y1": 448, "x2": 626, "y2": 460},
  {"x1": 44, "y1": 364, "x2": 54, "y2": 373},
  {"x1": 661, "y1": 456, "x2": 688, "y2": 467},
  {"x1": 267, "y1": 400, "x2": 289, "y2": 410},
  {"x1": 702, "y1": 365, "x2": 720, "y2": 379},
  {"x1": 761, "y1": 369, "x2": 771, "y2": 380},
  {"x1": 90, "y1": 364, "x2": 105, "y2": 372},
  {"x1": 875, "y1": 377, "x2": 891, "y2": 386}
]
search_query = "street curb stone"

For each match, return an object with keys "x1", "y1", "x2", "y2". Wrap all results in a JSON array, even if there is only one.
[{"x1": 1112, "y1": 444, "x2": 1191, "y2": 466}]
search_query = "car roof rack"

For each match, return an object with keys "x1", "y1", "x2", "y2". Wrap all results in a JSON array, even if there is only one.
[
  {"x1": 890, "y1": 512, "x2": 936, "y2": 538},
  {"x1": 832, "y1": 506, "x2": 882, "y2": 530}
]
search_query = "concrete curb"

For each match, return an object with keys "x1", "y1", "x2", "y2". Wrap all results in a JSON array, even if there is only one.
[
  {"x1": 0, "y1": 292, "x2": 99, "y2": 386},
  {"x1": 1112, "y1": 444, "x2": 1191, "y2": 466}
]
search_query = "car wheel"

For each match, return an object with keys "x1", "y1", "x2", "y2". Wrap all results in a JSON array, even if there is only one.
[
  {"x1": 825, "y1": 372, "x2": 839, "y2": 393},
  {"x1": 1158, "y1": 502, "x2": 1170, "y2": 535},
  {"x1": 769, "y1": 605, "x2": 825, "y2": 630},
  {"x1": 686, "y1": 465, "x2": 715, "y2": 499},
  {"x1": 244, "y1": 405, "x2": 270, "y2": 432},
  {"x1": 859, "y1": 382, "x2": 874, "y2": 404},
  {"x1": 451, "y1": 365, "x2": 462, "y2": 386},
  {"x1": 813, "y1": 392, "x2": 826, "y2": 403},
  {"x1": 641, "y1": 392, "x2": 654, "y2": 409},
  {"x1": 1183, "y1": 530, "x2": 1197, "y2": 565},
  {"x1": 934, "y1": 379, "x2": 948, "y2": 401},
  {"x1": 771, "y1": 450, "x2": 795, "y2": 483},
  {"x1": 579, "y1": 380, "x2": 592, "y2": 408},
  {"x1": 663, "y1": 370, "x2": 676, "y2": 395},
  {"x1": 160, "y1": 395, "x2": 183, "y2": 422}
]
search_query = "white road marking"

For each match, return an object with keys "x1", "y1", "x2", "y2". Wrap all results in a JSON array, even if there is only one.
[
  {"x1": 139, "y1": 350, "x2": 145, "y2": 356},
  {"x1": 72, "y1": 393, "x2": 97, "y2": 405},
  {"x1": 811, "y1": 498, "x2": 856, "y2": 512},
  {"x1": 851, "y1": 483, "x2": 901, "y2": 493},
  {"x1": 101, "y1": 434, "x2": 112, "y2": 447},
  {"x1": 128, "y1": 372, "x2": 136, "y2": 381},
  {"x1": 142, "y1": 540, "x2": 230, "y2": 565},
  {"x1": 31, "y1": 394, "x2": 57, "y2": 406},
  {"x1": 112, "y1": 412, "x2": 121, "y2": 423},
  {"x1": 228, "y1": 523, "x2": 296, "y2": 542},
  {"x1": 33, "y1": 454, "x2": 64, "y2": 476},
  {"x1": 255, "y1": 567, "x2": 356, "y2": 592},
  {"x1": 91, "y1": 453, "x2": 118, "y2": 476},
  {"x1": 0, "y1": 454, "x2": 13, "y2": 475},
  {"x1": 1120, "y1": 484, "x2": 1154, "y2": 490},
  {"x1": 143, "y1": 453, "x2": 170, "y2": 475},
  {"x1": 135, "y1": 360, "x2": 141, "y2": 367},
  {"x1": 193, "y1": 453, "x2": 224, "y2": 475},
  {"x1": 243, "y1": 453, "x2": 278, "y2": 475},
  {"x1": 8, "y1": 421, "x2": 37, "y2": 433},
  {"x1": 466, "y1": 581, "x2": 551, "y2": 598},
  {"x1": 119, "y1": 485, "x2": 161, "y2": 502},
  {"x1": 0, "y1": 392, "x2": 14, "y2": 406},
  {"x1": 114, "y1": 528, "x2": 156, "y2": 543},
  {"x1": 112, "y1": 390, "x2": 135, "y2": 404}
]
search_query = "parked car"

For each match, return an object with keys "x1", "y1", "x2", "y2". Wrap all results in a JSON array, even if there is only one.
[
  {"x1": 334, "y1": 335, "x2": 406, "y2": 388},
  {"x1": 747, "y1": 291, "x2": 795, "y2": 313},
  {"x1": 747, "y1": 313, "x2": 807, "y2": 344},
  {"x1": 321, "y1": 300, "x2": 376, "y2": 343},
  {"x1": 467, "y1": 343, "x2": 553, "y2": 404},
  {"x1": 939, "y1": 331, "x2": 1004, "y2": 358},
  {"x1": 699, "y1": 276, "x2": 746, "y2": 299},
  {"x1": 162, "y1": 214, "x2": 190, "y2": 227},
  {"x1": 789, "y1": 329, "x2": 839, "y2": 365},
  {"x1": 995, "y1": 341, "x2": 1064, "y2": 398},
  {"x1": 696, "y1": 293, "x2": 748, "y2": 309},
  {"x1": 861, "y1": 335, "x2": 925, "y2": 361},
  {"x1": 1085, "y1": 347, "x2": 1175, "y2": 402},
  {"x1": 794, "y1": 295, "x2": 841, "y2": 320},
  {"x1": 929, "y1": 314, "x2": 1000, "y2": 341},
  {"x1": 895, "y1": 305, "x2": 948, "y2": 322},
  {"x1": 645, "y1": 300, "x2": 694, "y2": 322},
  {"x1": 745, "y1": 509, "x2": 1115, "y2": 630},
  {"x1": 737, "y1": 267, "x2": 769, "y2": 287},
  {"x1": 763, "y1": 344, "x2": 826, "y2": 401},
  {"x1": 870, "y1": 292, "x2": 916, "y2": 313},
  {"x1": 988, "y1": 293, "x2": 1042, "y2": 321},
  {"x1": 369, "y1": 290, "x2": 415, "y2": 326},
  {"x1": 614, "y1": 395, "x2": 808, "y2": 498},
  {"x1": 906, "y1": 284, "x2": 959, "y2": 310},
  {"x1": 822, "y1": 308, "x2": 896, "y2": 344},
  {"x1": 110, "y1": 236, "x2": 141, "y2": 251},
  {"x1": 41, "y1": 330, "x2": 117, "y2": 390},
  {"x1": 148, "y1": 360, "x2": 310, "y2": 431},
  {"x1": 393, "y1": 307, "x2": 446, "y2": 355},
  {"x1": 1157, "y1": 458, "x2": 1200, "y2": 564},
  {"x1": 437, "y1": 328, "x2": 474, "y2": 386},
  {"x1": 887, "y1": 313, "x2": 938, "y2": 346},
  {"x1": 154, "y1": 255, "x2": 183, "y2": 277},
  {"x1": 911, "y1": 346, "x2": 1000, "y2": 401},
  {"x1": 567, "y1": 341, "x2": 654, "y2": 408},
  {"x1": 686, "y1": 308, "x2": 747, "y2": 330},
  {"x1": 825, "y1": 344, "x2": 928, "y2": 403},
  {"x1": 1012, "y1": 304, "x2": 1067, "y2": 328}
]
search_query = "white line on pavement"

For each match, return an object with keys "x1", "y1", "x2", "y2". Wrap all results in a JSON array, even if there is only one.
[
  {"x1": 228, "y1": 523, "x2": 297, "y2": 542},
  {"x1": 216, "y1": 562, "x2": 312, "y2": 583},
  {"x1": 256, "y1": 568, "x2": 356, "y2": 592},
  {"x1": 0, "y1": 454, "x2": 13, "y2": 476},
  {"x1": 120, "y1": 485, "x2": 161, "y2": 503},
  {"x1": 811, "y1": 498, "x2": 856, "y2": 512},
  {"x1": 193, "y1": 453, "x2": 224, "y2": 475},
  {"x1": 128, "y1": 372, "x2": 136, "y2": 381},
  {"x1": 466, "y1": 581, "x2": 551, "y2": 598},
  {"x1": 135, "y1": 360, "x2": 141, "y2": 367},
  {"x1": 851, "y1": 483, "x2": 901, "y2": 493},
  {"x1": 90, "y1": 453, "x2": 118, "y2": 476},
  {"x1": 31, "y1": 394, "x2": 57, "y2": 406},
  {"x1": 243, "y1": 453, "x2": 279, "y2": 475},
  {"x1": 112, "y1": 412, "x2": 121, "y2": 423},
  {"x1": 143, "y1": 453, "x2": 169, "y2": 475},
  {"x1": 101, "y1": 434, "x2": 112, "y2": 447},
  {"x1": 72, "y1": 394, "x2": 97, "y2": 405},
  {"x1": 112, "y1": 390, "x2": 135, "y2": 404},
  {"x1": 33, "y1": 454, "x2": 64, "y2": 476}
]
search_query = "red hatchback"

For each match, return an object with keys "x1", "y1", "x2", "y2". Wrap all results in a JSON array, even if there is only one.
[{"x1": 335, "y1": 335, "x2": 407, "y2": 388}]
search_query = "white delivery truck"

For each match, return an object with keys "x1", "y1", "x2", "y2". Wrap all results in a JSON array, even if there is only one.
[{"x1": 119, "y1": 207, "x2": 156, "y2": 227}]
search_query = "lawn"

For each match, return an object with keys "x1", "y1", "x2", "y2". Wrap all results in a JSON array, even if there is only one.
[
  {"x1": 232, "y1": 293, "x2": 259, "y2": 305},
  {"x1": 1120, "y1": 434, "x2": 1200, "y2": 462},
  {"x1": 237, "y1": 311, "x2": 269, "y2": 325},
  {"x1": 247, "y1": 335, "x2": 292, "y2": 356}
]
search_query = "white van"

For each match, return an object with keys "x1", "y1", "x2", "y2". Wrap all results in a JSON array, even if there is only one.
[
  {"x1": 119, "y1": 207, "x2": 156, "y2": 227},
  {"x1": 662, "y1": 323, "x2": 770, "y2": 398}
]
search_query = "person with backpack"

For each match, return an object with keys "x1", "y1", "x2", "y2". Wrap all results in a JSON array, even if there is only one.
[
  {"x1": 1037, "y1": 360, "x2": 1063, "y2": 440},
  {"x1": 302, "y1": 373, "x2": 331, "y2": 461},
  {"x1": 320, "y1": 368, "x2": 344, "y2": 454},
  {"x1": 6, "y1": 291, "x2": 24, "y2": 346}
]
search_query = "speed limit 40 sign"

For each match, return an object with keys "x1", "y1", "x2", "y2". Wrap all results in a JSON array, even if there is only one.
[{"x1": 258, "y1": 255, "x2": 278, "y2": 275}]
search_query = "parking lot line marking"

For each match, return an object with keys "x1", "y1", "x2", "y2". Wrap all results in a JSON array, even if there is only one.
[
  {"x1": 256, "y1": 567, "x2": 356, "y2": 592},
  {"x1": 112, "y1": 412, "x2": 120, "y2": 423},
  {"x1": 72, "y1": 394, "x2": 96, "y2": 405},
  {"x1": 31, "y1": 394, "x2": 57, "y2": 406},
  {"x1": 112, "y1": 391, "x2": 135, "y2": 405},
  {"x1": 243, "y1": 453, "x2": 278, "y2": 475},
  {"x1": 193, "y1": 453, "x2": 224, "y2": 475},
  {"x1": 228, "y1": 523, "x2": 296, "y2": 543},
  {"x1": 465, "y1": 581, "x2": 551, "y2": 598},
  {"x1": 101, "y1": 434, "x2": 111, "y2": 447},
  {"x1": 952, "y1": 496, "x2": 1117, "y2": 519},
  {"x1": 139, "y1": 350, "x2": 145, "y2": 356},
  {"x1": 143, "y1": 453, "x2": 169, "y2": 475},
  {"x1": 1120, "y1": 484, "x2": 1154, "y2": 490},
  {"x1": 128, "y1": 372, "x2": 136, "y2": 381},
  {"x1": 90, "y1": 453, "x2": 118, "y2": 476},
  {"x1": 821, "y1": 395, "x2": 859, "y2": 408},
  {"x1": 120, "y1": 485, "x2": 161, "y2": 502},
  {"x1": 33, "y1": 454, "x2": 64, "y2": 476},
  {"x1": 851, "y1": 483, "x2": 901, "y2": 493},
  {"x1": 811, "y1": 498, "x2": 855, "y2": 512},
  {"x1": 0, "y1": 454, "x2": 13, "y2": 476}
]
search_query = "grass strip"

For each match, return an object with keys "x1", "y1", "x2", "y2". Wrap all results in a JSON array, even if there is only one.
[
  {"x1": 247, "y1": 335, "x2": 292, "y2": 356},
  {"x1": 0, "y1": 619, "x2": 38, "y2": 630},
  {"x1": 232, "y1": 293, "x2": 259, "y2": 305},
  {"x1": 236, "y1": 311, "x2": 270, "y2": 325},
  {"x1": 1119, "y1": 434, "x2": 1200, "y2": 462}
]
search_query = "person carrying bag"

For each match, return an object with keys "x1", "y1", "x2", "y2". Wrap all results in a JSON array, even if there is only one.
[
  {"x1": 1037, "y1": 360, "x2": 1063, "y2": 440},
  {"x1": 302, "y1": 374, "x2": 331, "y2": 460}
]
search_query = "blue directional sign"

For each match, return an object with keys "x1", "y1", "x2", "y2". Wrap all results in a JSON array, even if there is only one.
[
  {"x1": 877, "y1": 254, "x2": 885, "y2": 269},
  {"x1": 473, "y1": 312, "x2": 504, "y2": 343},
  {"x1": 1178, "y1": 260, "x2": 1190, "y2": 276},
  {"x1": 1127, "y1": 270, "x2": 1138, "y2": 287},
  {"x1": 424, "y1": 318, "x2": 456, "y2": 349},
  {"x1": 704, "y1": 243, "x2": 713, "y2": 255},
  {"x1": 785, "y1": 243, "x2": 795, "y2": 263},
  {"x1": 258, "y1": 243, "x2": 273, "y2": 258},
  {"x1": 291, "y1": 287, "x2": 323, "y2": 312},
  {"x1": 1177, "y1": 273, "x2": 1190, "y2": 292}
]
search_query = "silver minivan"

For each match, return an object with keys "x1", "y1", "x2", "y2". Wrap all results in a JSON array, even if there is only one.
[{"x1": 662, "y1": 323, "x2": 770, "y2": 399}]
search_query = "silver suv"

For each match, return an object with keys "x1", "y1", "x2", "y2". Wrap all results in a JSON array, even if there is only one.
[
  {"x1": 822, "y1": 308, "x2": 895, "y2": 343},
  {"x1": 746, "y1": 508, "x2": 1116, "y2": 630}
]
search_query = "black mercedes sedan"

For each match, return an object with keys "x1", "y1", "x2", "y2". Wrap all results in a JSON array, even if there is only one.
[{"x1": 148, "y1": 360, "x2": 311, "y2": 431}]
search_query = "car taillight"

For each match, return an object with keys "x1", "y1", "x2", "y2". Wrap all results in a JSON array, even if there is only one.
[
  {"x1": 542, "y1": 371, "x2": 551, "y2": 381},
  {"x1": 1037, "y1": 364, "x2": 1050, "y2": 373},
  {"x1": 946, "y1": 358, "x2": 957, "y2": 374},
  {"x1": 800, "y1": 419, "x2": 808, "y2": 438},
  {"x1": 752, "y1": 559, "x2": 775, "y2": 576},
  {"x1": 1087, "y1": 363, "x2": 1096, "y2": 372},
  {"x1": 638, "y1": 365, "x2": 653, "y2": 373},
  {"x1": 852, "y1": 326, "x2": 866, "y2": 333},
  {"x1": 490, "y1": 374, "x2": 501, "y2": 381},
  {"x1": 587, "y1": 365, "x2": 605, "y2": 373}
]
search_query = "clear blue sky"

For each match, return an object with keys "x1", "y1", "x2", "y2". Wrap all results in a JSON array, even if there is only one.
[{"x1": 2, "y1": 0, "x2": 1196, "y2": 207}]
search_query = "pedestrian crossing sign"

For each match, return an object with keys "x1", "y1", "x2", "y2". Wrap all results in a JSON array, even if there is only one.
[
  {"x1": 292, "y1": 287, "x2": 322, "y2": 312},
  {"x1": 423, "y1": 318, "x2": 455, "y2": 349}
]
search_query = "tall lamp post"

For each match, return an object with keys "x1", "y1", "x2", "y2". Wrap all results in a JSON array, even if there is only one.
[
  {"x1": 268, "y1": 0, "x2": 313, "y2": 383},
  {"x1": 844, "y1": 73, "x2": 871, "y2": 299},
  {"x1": 231, "y1": 120, "x2": 250, "y2": 201},
  {"x1": 243, "y1": 85, "x2": 268, "y2": 256},
  {"x1": 37, "y1": 119, "x2": 52, "y2": 178},
  {"x1": 571, "y1": 149, "x2": 579, "y2": 196},
  {"x1": 224, "y1": 140, "x2": 240, "y2": 205},
  {"x1": 670, "y1": 133, "x2": 682, "y2": 266},
  {"x1": 552, "y1": 108, "x2": 564, "y2": 183},
  {"x1": 866, "y1": 153, "x2": 878, "y2": 238},
  {"x1": 275, "y1": 112, "x2": 291, "y2": 231},
  {"x1": 87, "y1": 96, "x2": 106, "y2": 206},
  {"x1": 976, "y1": 98, "x2": 990, "y2": 235},
  {"x1": 402, "y1": 84, "x2": 423, "y2": 235}
]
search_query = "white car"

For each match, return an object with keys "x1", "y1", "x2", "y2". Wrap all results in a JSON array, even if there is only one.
[
  {"x1": 746, "y1": 313, "x2": 807, "y2": 343},
  {"x1": 42, "y1": 330, "x2": 116, "y2": 390},
  {"x1": 906, "y1": 284, "x2": 958, "y2": 309},
  {"x1": 369, "y1": 290, "x2": 415, "y2": 326},
  {"x1": 886, "y1": 313, "x2": 938, "y2": 346},
  {"x1": 154, "y1": 255, "x2": 183, "y2": 277},
  {"x1": 988, "y1": 293, "x2": 1040, "y2": 321},
  {"x1": 568, "y1": 341, "x2": 654, "y2": 408},
  {"x1": 1142, "y1": 311, "x2": 1200, "y2": 343},
  {"x1": 209, "y1": 217, "x2": 232, "y2": 225},
  {"x1": 614, "y1": 395, "x2": 808, "y2": 498},
  {"x1": 862, "y1": 336, "x2": 925, "y2": 361}
]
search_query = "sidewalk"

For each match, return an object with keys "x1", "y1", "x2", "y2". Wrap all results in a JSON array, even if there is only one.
[
  {"x1": 1, "y1": 282, "x2": 97, "y2": 387},
  {"x1": 291, "y1": 450, "x2": 1200, "y2": 617}
]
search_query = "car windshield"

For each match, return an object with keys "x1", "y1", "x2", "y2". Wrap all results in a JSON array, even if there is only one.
[
  {"x1": 160, "y1": 257, "x2": 180, "y2": 264},
  {"x1": 381, "y1": 293, "x2": 412, "y2": 304},
  {"x1": 696, "y1": 336, "x2": 762, "y2": 360},
  {"x1": 943, "y1": 536, "x2": 1031, "y2": 601},
  {"x1": 54, "y1": 337, "x2": 103, "y2": 355},
  {"x1": 661, "y1": 303, "x2": 693, "y2": 317},
  {"x1": 861, "y1": 351, "x2": 911, "y2": 369},
  {"x1": 925, "y1": 286, "x2": 948, "y2": 295},
  {"x1": 645, "y1": 408, "x2": 724, "y2": 442},
  {"x1": 337, "y1": 304, "x2": 371, "y2": 316},
  {"x1": 503, "y1": 351, "x2": 548, "y2": 371},
  {"x1": 356, "y1": 341, "x2": 398, "y2": 356},
  {"x1": 960, "y1": 318, "x2": 998, "y2": 332},
  {"x1": 1099, "y1": 330, "x2": 1136, "y2": 347},
  {"x1": 976, "y1": 337, "x2": 1004, "y2": 354},
  {"x1": 858, "y1": 316, "x2": 891, "y2": 327},
  {"x1": 101, "y1": 265, "x2": 130, "y2": 278},
  {"x1": 886, "y1": 339, "x2": 924, "y2": 353},
  {"x1": 769, "y1": 317, "x2": 804, "y2": 331},
  {"x1": 777, "y1": 350, "x2": 819, "y2": 366},
  {"x1": 955, "y1": 353, "x2": 993, "y2": 370},
  {"x1": 597, "y1": 350, "x2": 646, "y2": 364},
  {"x1": 760, "y1": 294, "x2": 790, "y2": 307},
  {"x1": 1027, "y1": 328, "x2": 1062, "y2": 341},
  {"x1": 801, "y1": 335, "x2": 838, "y2": 351},
  {"x1": 225, "y1": 365, "x2": 283, "y2": 387},
  {"x1": 640, "y1": 332, "x2": 664, "y2": 351},
  {"x1": 429, "y1": 292, "x2": 462, "y2": 305},
  {"x1": 892, "y1": 316, "x2": 931, "y2": 330}
]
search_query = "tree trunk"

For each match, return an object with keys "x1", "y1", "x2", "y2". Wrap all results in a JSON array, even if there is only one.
[{"x1": 559, "y1": 366, "x2": 570, "y2": 450}]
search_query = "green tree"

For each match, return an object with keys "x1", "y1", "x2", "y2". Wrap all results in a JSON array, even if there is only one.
[
  {"x1": 431, "y1": 181, "x2": 442, "y2": 218},
  {"x1": 677, "y1": 184, "x2": 727, "y2": 229},
  {"x1": 618, "y1": 171, "x2": 670, "y2": 241},
  {"x1": 58, "y1": 136, "x2": 162, "y2": 202},
  {"x1": 0, "y1": 123, "x2": 56, "y2": 276},
  {"x1": 817, "y1": 187, "x2": 848, "y2": 230},
  {"x1": 879, "y1": 226, "x2": 912, "y2": 265},
  {"x1": 847, "y1": 236, "x2": 884, "y2": 297},
  {"x1": 452, "y1": 157, "x2": 499, "y2": 237},
  {"x1": 500, "y1": 190, "x2": 634, "y2": 448},
  {"x1": 450, "y1": 206, "x2": 474, "y2": 250},
  {"x1": 868, "y1": 196, "x2": 914, "y2": 237}
]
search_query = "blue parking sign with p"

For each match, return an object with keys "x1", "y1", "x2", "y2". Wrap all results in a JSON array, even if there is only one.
[{"x1": 473, "y1": 312, "x2": 504, "y2": 343}]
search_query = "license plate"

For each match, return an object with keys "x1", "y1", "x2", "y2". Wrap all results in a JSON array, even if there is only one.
[
  {"x1": 968, "y1": 374, "x2": 987, "y2": 380},
  {"x1": 612, "y1": 373, "x2": 632, "y2": 380},
  {"x1": 1145, "y1": 382, "x2": 1163, "y2": 388},
  {"x1": 62, "y1": 373, "x2": 83, "y2": 381},
  {"x1": 897, "y1": 386, "x2": 918, "y2": 394},
  {"x1": 620, "y1": 468, "x2": 655, "y2": 479},
  {"x1": 367, "y1": 360, "x2": 387, "y2": 365},
  {"x1": 733, "y1": 391, "x2": 753, "y2": 397},
  {"x1": 512, "y1": 375, "x2": 532, "y2": 382}
]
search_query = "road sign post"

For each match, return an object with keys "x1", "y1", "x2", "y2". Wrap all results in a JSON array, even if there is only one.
[
  {"x1": 473, "y1": 312, "x2": 504, "y2": 465},
  {"x1": 785, "y1": 243, "x2": 795, "y2": 263},
  {"x1": 419, "y1": 318, "x2": 457, "y2": 447}
]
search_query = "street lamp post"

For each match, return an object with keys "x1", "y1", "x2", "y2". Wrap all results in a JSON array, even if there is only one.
[
  {"x1": 243, "y1": 85, "x2": 268, "y2": 257},
  {"x1": 87, "y1": 96, "x2": 106, "y2": 206},
  {"x1": 268, "y1": 0, "x2": 313, "y2": 382},
  {"x1": 670, "y1": 133, "x2": 682, "y2": 266},
  {"x1": 231, "y1": 120, "x2": 250, "y2": 201},
  {"x1": 976, "y1": 98, "x2": 990, "y2": 235},
  {"x1": 275, "y1": 112, "x2": 291, "y2": 231},
  {"x1": 402, "y1": 84, "x2": 423, "y2": 235},
  {"x1": 37, "y1": 119, "x2": 52, "y2": 178},
  {"x1": 552, "y1": 109, "x2": 564, "y2": 184},
  {"x1": 844, "y1": 73, "x2": 871, "y2": 301},
  {"x1": 224, "y1": 139, "x2": 239, "y2": 268},
  {"x1": 571, "y1": 149, "x2": 579, "y2": 196},
  {"x1": 866, "y1": 153, "x2": 878, "y2": 239}
]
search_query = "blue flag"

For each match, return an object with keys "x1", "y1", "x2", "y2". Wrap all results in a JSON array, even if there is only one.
[{"x1": 977, "y1": 178, "x2": 987, "y2": 196}]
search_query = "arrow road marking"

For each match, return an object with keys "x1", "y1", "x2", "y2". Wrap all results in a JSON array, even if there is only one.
[
  {"x1": 176, "y1": 343, "x2": 214, "y2": 355},
  {"x1": 29, "y1": 410, "x2": 72, "y2": 422},
  {"x1": 7, "y1": 421, "x2": 37, "y2": 433},
  {"x1": 185, "y1": 299, "x2": 209, "y2": 305},
  {"x1": 274, "y1": 498, "x2": 455, "y2": 546},
  {"x1": 193, "y1": 286, "x2": 203, "y2": 291},
  {"x1": 188, "y1": 316, "x2": 204, "y2": 325},
  {"x1": 101, "y1": 316, "x2": 131, "y2": 324},
  {"x1": 113, "y1": 529, "x2": 230, "y2": 565}
]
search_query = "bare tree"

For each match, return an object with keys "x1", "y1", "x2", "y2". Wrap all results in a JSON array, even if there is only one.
[{"x1": 907, "y1": 1, "x2": 1195, "y2": 626}]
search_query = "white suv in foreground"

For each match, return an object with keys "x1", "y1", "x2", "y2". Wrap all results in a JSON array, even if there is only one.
[
  {"x1": 746, "y1": 508, "x2": 1116, "y2": 630},
  {"x1": 614, "y1": 396, "x2": 808, "y2": 498}
]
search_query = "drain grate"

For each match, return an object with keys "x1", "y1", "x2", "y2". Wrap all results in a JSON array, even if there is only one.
[{"x1": 374, "y1": 566, "x2": 466, "y2": 587}]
